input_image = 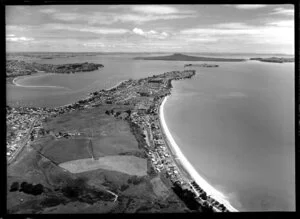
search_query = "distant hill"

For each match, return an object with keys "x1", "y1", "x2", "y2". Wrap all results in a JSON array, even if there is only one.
[{"x1": 134, "y1": 53, "x2": 246, "y2": 62}]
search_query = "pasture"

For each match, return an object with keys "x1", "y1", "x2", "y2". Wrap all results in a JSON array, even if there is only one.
[
  {"x1": 41, "y1": 107, "x2": 140, "y2": 163},
  {"x1": 59, "y1": 155, "x2": 147, "y2": 176}
]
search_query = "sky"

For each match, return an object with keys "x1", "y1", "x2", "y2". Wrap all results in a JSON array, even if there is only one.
[{"x1": 6, "y1": 4, "x2": 294, "y2": 54}]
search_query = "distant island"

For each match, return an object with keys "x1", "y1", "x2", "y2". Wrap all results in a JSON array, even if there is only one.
[
  {"x1": 250, "y1": 57, "x2": 294, "y2": 63},
  {"x1": 6, "y1": 60, "x2": 104, "y2": 83},
  {"x1": 184, "y1": 64, "x2": 219, "y2": 68},
  {"x1": 134, "y1": 53, "x2": 245, "y2": 62}
]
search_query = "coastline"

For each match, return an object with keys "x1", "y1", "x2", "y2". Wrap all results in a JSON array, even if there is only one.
[
  {"x1": 56, "y1": 79, "x2": 129, "y2": 109},
  {"x1": 159, "y1": 96, "x2": 238, "y2": 212},
  {"x1": 12, "y1": 74, "x2": 71, "y2": 90}
]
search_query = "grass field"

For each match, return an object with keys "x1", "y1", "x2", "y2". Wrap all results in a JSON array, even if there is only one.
[
  {"x1": 41, "y1": 138, "x2": 92, "y2": 164},
  {"x1": 59, "y1": 155, "x2": 147, "y2": 176},
  {"x1": 41, "y1": 107, "x2": 140, "y2": 163}
]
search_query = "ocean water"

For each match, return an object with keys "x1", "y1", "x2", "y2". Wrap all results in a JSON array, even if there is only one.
[
  {"x1": 164, "y1": 61, "x2": 295, "y2": 211},
  {"x1": 6, "y1": 54, "x2": 295, "y2": 211}
]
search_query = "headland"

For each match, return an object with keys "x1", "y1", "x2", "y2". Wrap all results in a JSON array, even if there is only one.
[{"x1": 6, "y1": 59, "x2": 104, "y2": 84}]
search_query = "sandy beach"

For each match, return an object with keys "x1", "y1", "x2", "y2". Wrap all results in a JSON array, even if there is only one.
[
  {"x1": 160, "y1": 96, "x2": 238, "y2": 212},
  {"x1": 12, "y1": 74, "x2": 71, "y2": 90}
]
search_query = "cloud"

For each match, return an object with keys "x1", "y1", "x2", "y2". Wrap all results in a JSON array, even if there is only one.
[
  {"x1": 47, "y1": 6, "x2": 196, "y2": 25},
  {"x1": 132, "y1": 28, "x2": 169, "y2": 39},
  {"x1": 267, "y1": 20, "x2": 294, "y2": 27},
  {"x1": 184, "y1": 37, "x2": 218, "y2": 42},
  {"x1": 78, "y1": 27, "x2": 129, "y2": 35},
  {"x1": 270, "y1": 7, "x2": 294, "y2": 16},
  {"x1": 6, "y1": 23, "x2": 130, "y2": 39},
  {"x1": 40, "y1": 8, "x2": 57, "y2": 14},
  {"x1": 180, "y1": 21, "x2": 294, "y2": 45},
  {"x1": 51, "y1": 12, "x2": 81, "y2": 21},
  {"x1": 6, "y1": 25, "x2": 29, "y2": 31},
  {"x1": 7, "y1": 34, "x2": 15, "y2": 37},
  {"x1": 234, "y1": 5, "x2": 267, "y2": 9},
  {"x1": 120, "y1": 13, "x2": 196, "y2": 24},
  {"x1": 6, "y1": 36, "x2": 34, "y2": 42},
  {"x1": 180, "y1": 28, "x2": 260, "y2": 35},
  {"x1": 130, "y1": 5, "x2": 180, "y2": 14},
  {"x1": 83, "y1": 42, "x2": 115, "y2": 48},
  {"x1": 42, "y1": 23, "x2": 130, "y2": 34},
  {"x1": 213, "y1": 22, "x2": 252, "y2": 29}
]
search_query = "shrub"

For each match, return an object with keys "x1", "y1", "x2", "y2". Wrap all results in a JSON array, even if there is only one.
[{"x1": 9, "y1": 182, "x2": 19, "y2": 192}]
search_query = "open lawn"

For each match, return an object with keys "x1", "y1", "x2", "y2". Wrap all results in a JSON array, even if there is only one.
[{"x1": 59, "y1": 155, "x2": 147, "y2": 176}]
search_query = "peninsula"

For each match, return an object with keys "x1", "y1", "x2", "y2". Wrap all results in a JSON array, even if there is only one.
[
  {"x1": 134, "y1": 53, "x2": 245, "y2": 62},
  {"x1": 6, "y1": 60, "x2": 104, "y2": 83},
  {"x1": 7, "y1": 68, "x2": 235, "y2": 213},
  {"x1": 249, "y1": 57, "x2": 294, "y2": 63}
]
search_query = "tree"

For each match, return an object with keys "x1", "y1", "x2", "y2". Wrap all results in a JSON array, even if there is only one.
[{"x1": 10, "y1": 182, "x2": 19, "y2": 192}]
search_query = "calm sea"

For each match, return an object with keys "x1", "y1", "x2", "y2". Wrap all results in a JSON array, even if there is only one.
[
  {"x1": 6, "y1": 53, "x2": 295, "y2": 211},
  {"x1": 165, "y1": 61, "x2": 295, "y2": 211}
]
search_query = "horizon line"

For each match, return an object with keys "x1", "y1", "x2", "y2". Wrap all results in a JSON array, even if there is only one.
[{"x1": 6, "y1": 51, "x2": 294, "y2": 56}]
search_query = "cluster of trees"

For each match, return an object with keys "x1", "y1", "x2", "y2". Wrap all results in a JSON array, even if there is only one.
[
  {"x1": 172, "y1": 182, "x2": 213, "y2": 212},
  {"x1": 127, "y1": 176, "x2": 145, "y2": 185},
  {"x1": 10, "y1": 181, "x2": 44, "y2": 196}
]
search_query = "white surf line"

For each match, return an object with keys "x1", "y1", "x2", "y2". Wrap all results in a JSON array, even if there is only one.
[
  {"x1": 160, "y1": 96, "x2": 238, "y2": 212},
  {"x1": 12, "y1": 75, "x2": 71, "y2": 90}
]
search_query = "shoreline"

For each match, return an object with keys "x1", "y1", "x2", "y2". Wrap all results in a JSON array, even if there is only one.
[
  {"x1": 56, "y1": 79, "x2": 129, "y2": 109},
  {"x1": 12, "y1": 74, "x2": 71, "y2": 90},
  {"x1": 159, "y1": 96, "x2": 238, "y2": 212}
]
